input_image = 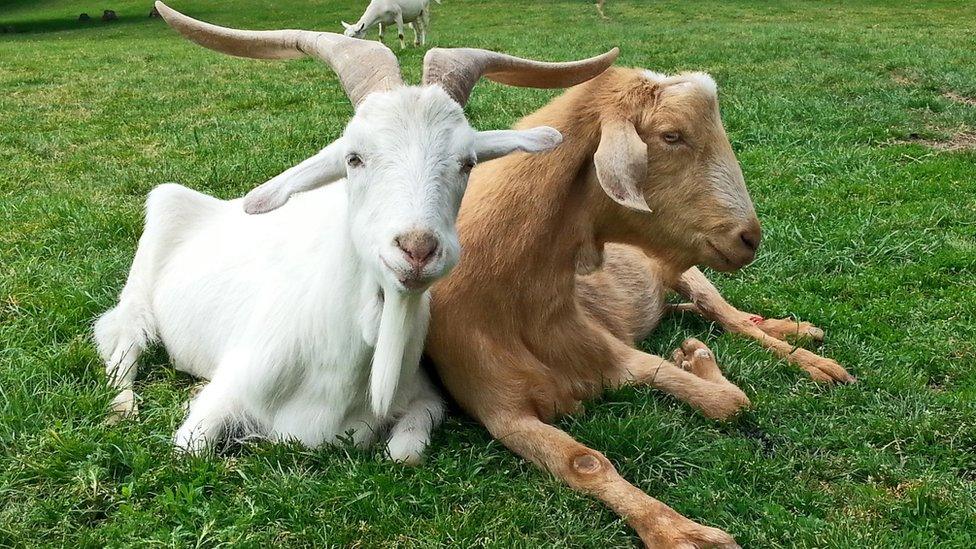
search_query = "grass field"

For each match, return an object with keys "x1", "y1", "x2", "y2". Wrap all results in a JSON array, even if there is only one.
[{"x1": 2, "y1": 0, "x2": 975, "y2": 546}]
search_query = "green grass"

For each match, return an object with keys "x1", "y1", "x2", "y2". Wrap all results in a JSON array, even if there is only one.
[{"x1": 2, "y1": 0, "x2": 975, "y2": 546}]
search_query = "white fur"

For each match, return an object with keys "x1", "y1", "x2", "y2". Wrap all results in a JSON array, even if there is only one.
[
  {"x1": 342, "y1": 0, "x2": 439, "y2": 48},
  {"x1": 95, "y1": 85, "x2": 560, "y2": 462},
  {"x1": 642, "y1": 70, "x2": 719, "y2": 98}
]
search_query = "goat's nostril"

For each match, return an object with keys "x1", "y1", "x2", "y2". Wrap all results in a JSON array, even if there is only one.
[
  {"x1": 394, "y1": 231, "x2": 439, "y2": 266},
  {"x1": 739, "y1": 228, "x2": 761, "y2": 253}
]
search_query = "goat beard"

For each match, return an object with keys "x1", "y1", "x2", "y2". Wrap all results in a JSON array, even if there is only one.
[{"x1": 369, "y1": 287, "x2": 421, "y2": 418}]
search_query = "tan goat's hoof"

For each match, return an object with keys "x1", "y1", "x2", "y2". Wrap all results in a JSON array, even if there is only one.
[
  {"x1": 636, "y1": 512, "x2": 740, "y2": 549},
  {"x1": 702, "y1": 386, "x2": 751, "y2": 421},
  {"x1": 673, "y1": 338, "x2": 750, "y2": 420},
  {"x1": 792, "y1": 348, "x2": 856, "y2": 384},
  {"x1": 673, "y1": 338, "x2": 725, "y2": 383}
]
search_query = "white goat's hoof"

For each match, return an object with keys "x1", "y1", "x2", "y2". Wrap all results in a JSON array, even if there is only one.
[
  {"x1": 173, "y1": 427, "x2": 210, "y2": 456},
  {"x1": 386, "y1": 436, "x2": 426, "y2": 466},
  {"x1": 105, "y1": 389, "x2": 138, "y2": 425}
]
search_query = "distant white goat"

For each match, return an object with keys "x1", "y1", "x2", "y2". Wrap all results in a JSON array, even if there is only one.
[
  {"x1": 94, "y1": 2, "x2": 617, "y2": 462},
  {"x1": 342, "y1": 0, "x2": 439, "y2": 48}
]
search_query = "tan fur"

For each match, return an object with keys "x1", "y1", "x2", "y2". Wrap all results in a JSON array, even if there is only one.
[{"x1": 428, "y1": 67, "x2": 848, "y2": 546}]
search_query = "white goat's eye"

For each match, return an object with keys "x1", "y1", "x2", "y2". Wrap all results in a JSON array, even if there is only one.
[
  {"x1": 662, "y1": 132, "x2": 682, "y2": 144},
  {"x1": 347, "y1": 154, "x2": 363, "y2": 168},
  {"x1": 460, "y1": 159, "x2": 476, "y2": 175}
]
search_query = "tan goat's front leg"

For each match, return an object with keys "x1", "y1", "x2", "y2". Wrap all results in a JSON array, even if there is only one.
[
  {"x1": 485, "y1": 414, "x2": 740, "y2": 549},
  {"x1": 610, "y1": 336, "x2": 751, "y2": 420},
  {"x1": 673, "y1": 267, "x2": 854, "y2": 383}
]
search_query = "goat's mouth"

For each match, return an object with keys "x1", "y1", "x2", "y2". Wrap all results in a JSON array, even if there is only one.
[
  {"x1": 705, "y1": 240, "x2": 742, "y2": 272},
  {"x1": 381, "y1": 258, "x2": 436, "y2": 293}
]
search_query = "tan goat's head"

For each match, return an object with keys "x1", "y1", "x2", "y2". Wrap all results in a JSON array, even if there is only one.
[{"x1": 594, "y1": 70, "x2": 760, "y2": 272}]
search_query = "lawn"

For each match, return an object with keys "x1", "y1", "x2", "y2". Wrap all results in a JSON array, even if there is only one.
[{"x1": 1, "y1": 0, "x2": 974, "y2": 546}]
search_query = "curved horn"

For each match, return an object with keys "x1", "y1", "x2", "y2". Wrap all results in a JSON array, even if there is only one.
[
  {"x1": 154, "y1": 1, "x2": 402, "y2": 106},
  {"x1": 422, "y1": 47, "x2": 619, "y2": 106}
]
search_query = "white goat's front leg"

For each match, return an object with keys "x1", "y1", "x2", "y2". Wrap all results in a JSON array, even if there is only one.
[
  {"x1": 395, "y1": 11, "x2": 405, "y2": 49},
  {"x1": 410, "y1": 22, "x2": 420, "y2": 46},
  {"x1": 104, "y1": 359, "x2": 139, "y2": 423},
  {"x1": 94, "y1": 205, "x2": 168, "y2": 422},
  {"x1": 419, "y1": 9, "x2": 429, "y2": 45},
  {"x1": 377, "y1": 22, "x2": 384, "y2": 42},
  {"x1": 174, "y1": 376, "x2": 240, "y2": 455},
  {"x1": 95, "y1": 308, "x2": 144, "y2": 422},
  {"x1": 386, "y1": 374, "x2": 444, "y2": 465}
]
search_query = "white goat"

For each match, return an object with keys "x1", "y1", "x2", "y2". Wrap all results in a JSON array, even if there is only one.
[
  {"x1": 342, "y1": 0, "x2": 438, "y2": 48},
  {"x1": 95, "y1": 2, "x2": 617, "y2": 461}
]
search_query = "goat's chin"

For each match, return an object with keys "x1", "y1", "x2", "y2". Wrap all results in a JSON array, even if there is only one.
[
  {"x1": 379, "y1": 263, "x2": 440, "y2": 295},
  {"x1": 398, "y1": 277, "x2": 434, "y2": 294},
  {"x1": 702, "y1": 243, "x2": 754, "y2": 273},
  {"x1": 706, "y1": 258, "x2": 739, "y2": 273},
  {"x1": 380, "y1": 274, "x2": 429, "y2": 295}
]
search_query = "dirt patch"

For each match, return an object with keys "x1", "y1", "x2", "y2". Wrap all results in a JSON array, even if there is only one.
[
  {"x1": 890, "y1": 70, "x2": 976, "y2": 106},
  {"x1": 943, "y1": 91, "x2": 976, "y2": 107},
  {"x1": 898, "y1": 128, "x2": 976, "y2": 151},
  {"x1": 886, "y1": 480, "x2": 924, "y2": 500},
  {"x1": 891, "y1": 72, "x2": 917, "y2": 85},
  {"x1": 1, "y1": 294, "x2": 22, "y2": 321}
]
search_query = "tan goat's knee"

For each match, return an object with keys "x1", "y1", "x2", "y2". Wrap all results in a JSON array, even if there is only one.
[{"x1": 567, "y1": 449, "x2": 617, "y2": 488}]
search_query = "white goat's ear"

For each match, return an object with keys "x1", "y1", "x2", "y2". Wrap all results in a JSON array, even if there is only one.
[
  {"x1": 341, "y1": 21, "x2": 353, "y2": 30},
  {"x1": 243, "y1": 138, "x2": 346, "y2": 214},
  {"x1": 594, "y1": 119, "x2": 652, "y2": 212},
  {"x1": 473, "y1": 126, "x2": 562, "y2": 162}
]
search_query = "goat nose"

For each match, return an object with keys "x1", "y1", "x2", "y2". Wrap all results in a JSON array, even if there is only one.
[
  {"x1": 394, "y1": 230, "x2": 439, "y2": 268},
  {"x1": 738, "y1": 224, "x2": 762, "y2": 253}
]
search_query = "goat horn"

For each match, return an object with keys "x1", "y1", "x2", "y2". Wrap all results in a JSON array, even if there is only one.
[
  {"x1": 154, "y1": 2, "x2": 402, "y2": 106},
  {"x1": 422, "y1": 47, "x2": 619, "y2": 106}
]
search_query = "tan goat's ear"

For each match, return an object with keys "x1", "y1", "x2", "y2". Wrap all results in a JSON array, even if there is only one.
[{"x1": 594, "y1": 119, "x2": 652, "y2": 212}]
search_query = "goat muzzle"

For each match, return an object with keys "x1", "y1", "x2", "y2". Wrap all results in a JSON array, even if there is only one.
[{"x1": 395, "y1": 230, "x2": 439, "y2": 271}]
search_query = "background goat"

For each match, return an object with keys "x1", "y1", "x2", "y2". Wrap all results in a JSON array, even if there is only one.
[
  {"x1": 342, "y1": 0, "x2": 439, "y2": 48},
  {"x1": 423, "y1": 67, "x2": 851, "y2": 546},
  {"x1": 94, "y1": 2, "x2": 616, "y2": 461}
]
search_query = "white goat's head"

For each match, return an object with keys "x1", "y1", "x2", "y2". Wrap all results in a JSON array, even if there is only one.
[
  {"x1": 156, "y1": 2, "x2": 618, "y2": 293},
  {"x1": 337, "y1": 87, "x2": 565, "y2": 292},
  {"x1": 340, "y1": 20, "x2": 367, "y2": 39}
]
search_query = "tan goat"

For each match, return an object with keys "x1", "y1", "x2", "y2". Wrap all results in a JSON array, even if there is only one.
[{"x1": 427, "y1": 67, "x2": 853, "y2": 547}]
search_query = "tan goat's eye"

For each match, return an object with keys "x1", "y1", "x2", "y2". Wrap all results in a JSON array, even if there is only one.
[
  {"x1": 347, "y1": 154, "x2": 363, "y2": 168},
  {"x1": 662, "y1": 132, "x2": 681, "y2": 144}
]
